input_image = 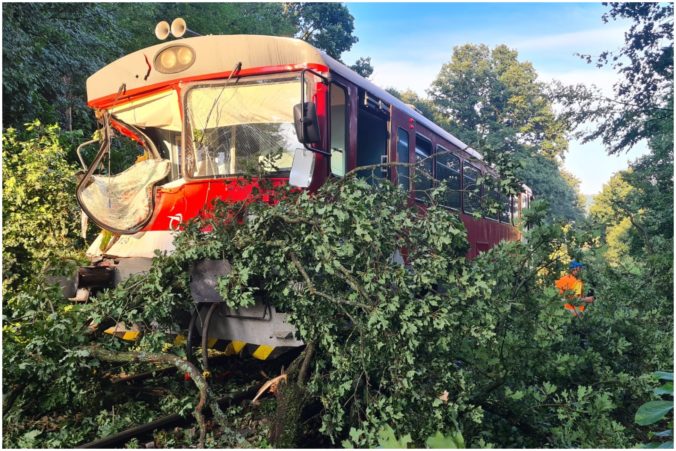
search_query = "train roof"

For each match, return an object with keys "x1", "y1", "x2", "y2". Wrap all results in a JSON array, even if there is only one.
[
  {"x1": 320, "y1": 53, "x2": 483, "y2": 161},
  {"x1": 87, "y1": 34, "x2": 482, "y2": 161}
]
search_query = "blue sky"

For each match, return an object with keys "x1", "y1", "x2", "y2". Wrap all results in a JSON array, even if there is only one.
[{"x1": 341, "y1": 2, "x2": 650, "y2": 195}]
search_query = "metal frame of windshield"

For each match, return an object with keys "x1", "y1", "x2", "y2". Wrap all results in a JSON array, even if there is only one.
[
  {"x1": 75, "y1": 112, "x2": 165, "y2": 235},
  {"x1": 181, "y1": 73, "x2": 304, "y2": 181}
]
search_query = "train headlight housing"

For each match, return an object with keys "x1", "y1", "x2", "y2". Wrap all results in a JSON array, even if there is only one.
[{"x1": 154, "y1": 45, "x2": 195, "y2": 74}]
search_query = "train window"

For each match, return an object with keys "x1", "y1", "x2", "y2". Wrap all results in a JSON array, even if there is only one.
[
  {"x1": 356, "y1": 107, "x2": 388, "y2": 182},
  {"x1": 144, "y1": 128, "x2": 182, "y2": 181},
  {"x1": 108, "y1": 90, "x2": 181, "y2": 180},
  {"x1": 463, "y1": 163, "x2": 481, "y2": 214},
  {"x1": 510, "y1": 195, "x2": 519, "y2": 223},
  {"x1": 330, "y1": 83, "x2": 347, "y2": 177},
  {"x1": 396, "y1": 128, "x2": 409, "y2": 190},
  {"x1": 185, "y1": 78, "x2": 301, "y2": 178},
  {"x1": 435, "y1": 146, "x2": 461, "y2": 209},
  {"x1": 486, "y1": 178, "x2": 499, "y2": 221},
  {"x1": 500, "y1": 194, "x2": 512, "y2": 224},
  {"x1": 414, "y1": 135, "x2": 433, "y2": 201},
  {"x1": 76, "y1": 124, "x2": 171, "y2": 233}
]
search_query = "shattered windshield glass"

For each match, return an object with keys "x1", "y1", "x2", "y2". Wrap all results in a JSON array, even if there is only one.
[
  {"x1": 76, "y1": 115, "x2": 171, "y2": 233},
  {"x1": 185, "y1": 77, "x2": 302, "y2": 177}
]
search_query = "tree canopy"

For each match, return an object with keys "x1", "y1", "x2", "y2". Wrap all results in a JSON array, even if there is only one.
[
  {"x1": 556, "y1": 2, "x2": 673, "y2": 154},
  {"x1": 421, "y1": 43, "x2": 584, "y2": 222},
  {"x1": 2, "y1": 3, "x2": 119, "y2": 131},
  {"x1": 1, "y1": 2, "x2": 365, "y2": 133},
  {"x1": 429, "y1": 44, "x2": 568, "y2": 159}
]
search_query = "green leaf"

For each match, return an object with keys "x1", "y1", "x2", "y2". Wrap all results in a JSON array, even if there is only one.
[
  {"x1": 635, "y1": 401, "x2": 674, "y2": 426},
  {"x1": 655, "y1": 372, "x2": 674, "y2": 381},
  {"x1": 426, "y1": 431, "x2": 465, "y2": 448},
  {"x1": 652, "y1": 430, "x2": 673, "y2": 438},
  {"x1": 377, "y1": 426, "x2": 412, "y2": 449},
  {"x1": 654, "y1": 382, "x2": 673, "y2": 396},
  {"x1": 657, "y1": 441, "x2": 674, "y2": 449}
]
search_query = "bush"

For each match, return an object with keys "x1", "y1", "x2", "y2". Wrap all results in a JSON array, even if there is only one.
[{"x1": 2, "y1": 121, "x2": 85, "y2": 298}]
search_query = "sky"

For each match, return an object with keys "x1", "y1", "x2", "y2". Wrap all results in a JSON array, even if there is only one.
[{"x1": 341, "y1": 2, "x2": 650, "y2": 195}]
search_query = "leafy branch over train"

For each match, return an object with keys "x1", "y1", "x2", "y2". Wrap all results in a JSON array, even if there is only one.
[{"x1": 2, "y1": 2, "x2": 673, "y2": 448}]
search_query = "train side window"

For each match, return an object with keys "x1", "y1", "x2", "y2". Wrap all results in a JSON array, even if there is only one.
[
  {"x1": 356, "y1": 106, "x2": 388, "y2": 182},
  {"x1": 435, "y1": 146, "x2": 461, "y2": 209},
  {"x1": 330, "y1": 83, "x2": 347, "y2": 177},
  {"x1": 463, "y1": 163, "x2": 481, "y2": 214},
  {"x1": 486, "y1": 177, "x2": 499, "y2": 221},
  {"x1": 396, "y1": 128, "x2": 410, "y2": 190},
  {"x1": 510, "y1": 195, "x2": 519, "y2": 223},
  {"x1": 500, "y1": 194, "x2": 512, "y2": 223},
  {"x1": 414, "y1": 135, "x2": 433, "y2": 201}
]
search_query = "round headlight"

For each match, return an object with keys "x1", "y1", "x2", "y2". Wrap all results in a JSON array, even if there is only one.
[
  {"x1": 154, "y1": 45, "x2": 195, "y2": 74},
  {"x1": 177, "y1": 47, "x2": 193, "y2": 65},
  {"x1": 159, "y1": 49, "x2": 177, "y2": 69}
]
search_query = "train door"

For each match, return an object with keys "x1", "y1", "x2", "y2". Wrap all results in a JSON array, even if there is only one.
[
  {"x1": 329, "y1": 81, "x2": 349, "y2": 177},
  {"x1": 355, "y1": 90, "x2": 390, "y2": 181},
  {"x1": 389, "y1": 107, "x2": 414, "y2": 198}
]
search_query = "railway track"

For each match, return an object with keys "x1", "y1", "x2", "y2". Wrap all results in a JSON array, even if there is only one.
[
  {"x1": 77, "y1": 349, "x2": 302, "y2": 448},
  {"x1": 78, "y1": 385, "x2": 260, "y2": 448}
]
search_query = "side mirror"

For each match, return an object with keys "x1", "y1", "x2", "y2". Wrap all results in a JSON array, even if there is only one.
[
  {"x1": 289, "y1": 148, "x2": 315, "y2": 188},
  {"x1": 293, "y1": 102, "x2": 321, "y2": 144}
]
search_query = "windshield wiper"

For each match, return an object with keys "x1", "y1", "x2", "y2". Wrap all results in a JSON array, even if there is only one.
[{"x1": 196, "y1": 61, "x2": 242, "y2": 149}]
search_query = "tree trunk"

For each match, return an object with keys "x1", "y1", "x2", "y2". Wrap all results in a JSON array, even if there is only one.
[{"x1": 268, "y1": 342, "x2": 315, "y2": 447}]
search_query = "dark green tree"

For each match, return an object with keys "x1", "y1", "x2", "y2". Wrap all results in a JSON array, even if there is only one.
[
  {"x1": 429, "y1": 44, "x2": 568, "y2": 159},
  {"x1": 285, "y1": 2, "x2": 358, "y2": 59},
  {"x1": 556, "y1": 2, "x2": 673, "y2": 300},
  {"x1": 560, "y1": 2, "x2": 673, "y2": 154},
  {"x1": 350, "y1": 56, "x2": 374, "y2": 79},
  {"x1": 2, "y1": 3, "x2": 120, "y2": 131},
  {"x1": 428, "y1": 43, "x2": 583, "y2": 221}
]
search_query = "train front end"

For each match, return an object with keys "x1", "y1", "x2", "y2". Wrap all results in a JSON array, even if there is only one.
[{"x1": 77, "y1": 34, "x2": 331, "y2": 359}]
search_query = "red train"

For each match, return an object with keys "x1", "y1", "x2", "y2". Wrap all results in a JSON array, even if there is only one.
[{"x1": 75, "y1": 24, "x2": 532, "y2": 360}]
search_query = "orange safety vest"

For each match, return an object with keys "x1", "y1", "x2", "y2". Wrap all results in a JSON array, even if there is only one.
[{"x1": 555, "y1": 273, "x2": 586, "y2": 315}]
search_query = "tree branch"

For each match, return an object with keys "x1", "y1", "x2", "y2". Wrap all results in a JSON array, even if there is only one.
[
  {"x1": 83, "y1": 346, "x2": 227, "y2": 448},
  {"x1": 288, "y1": 251, "x2": 371, "y2": 310}
]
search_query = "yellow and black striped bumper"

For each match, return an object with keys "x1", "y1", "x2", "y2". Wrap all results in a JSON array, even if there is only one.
[{"x1": 105, "y1": 330, "x2": 286, "y2": 361}]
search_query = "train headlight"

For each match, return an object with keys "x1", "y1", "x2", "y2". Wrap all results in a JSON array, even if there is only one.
[
  {"x1": 160, "y1": 50, "x2": 177, "y2": 70},
  {"x1": 177, "y1": 47, "x2": 193, "y2": 65},
  {"x1": 154, "y1": 45, "x2": 195, "y2": 74}
]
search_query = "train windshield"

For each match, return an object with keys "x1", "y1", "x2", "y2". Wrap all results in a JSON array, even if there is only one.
[
  {"x1": 76, "y1": 90, "x2": 184, "y2": 233},
  {"x1": 185, "y1": 77, "x2": 302, "y2": 178},
  {"x1": 109, "y1": 90, "x2": 183, "y2": 181}
]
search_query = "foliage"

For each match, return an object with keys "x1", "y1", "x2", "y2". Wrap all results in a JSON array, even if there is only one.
[
  {"x1": 350, "y1": 56, "x2": 374, "y2": 79},
  {"x1": 2, "y1": 282, "x2": 103, "y2": 442},
  {"x1": 557, "y1": 2, "x2": 673, "y2": 154},
  {"x1": 582, "y1": 12, "x2": 673, "y2": 302},
  {"x1": 286, "y1": 2, "x2": 358, "y2": 59},
  {"x1": 429, "y1": 43, "x2": 568, "y2": 159},
  {"x1": 109, "y1": 2, "x2": 296, "y2": 51},
  {"x1": 2, "y1": 121, "x2": 85, "y2": 297},
  {"x1": 80, "y1": 173, "x2": 670, "y2": 448},
  {"x1": 2, "y1": 164, "x2": 672, "y2": 448},
  {"x1": 427, "y1": 43, "x2": 583, "y2": 222},
  {"x1": 2, "y1": 3, "x2": 120, "y2": 132},
  {"x1": 634, "y1": 372, "x2": 673, "y2": 448},
  {"x1": 518, "y1": 153, "x2": 586, "y2": 223}
]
